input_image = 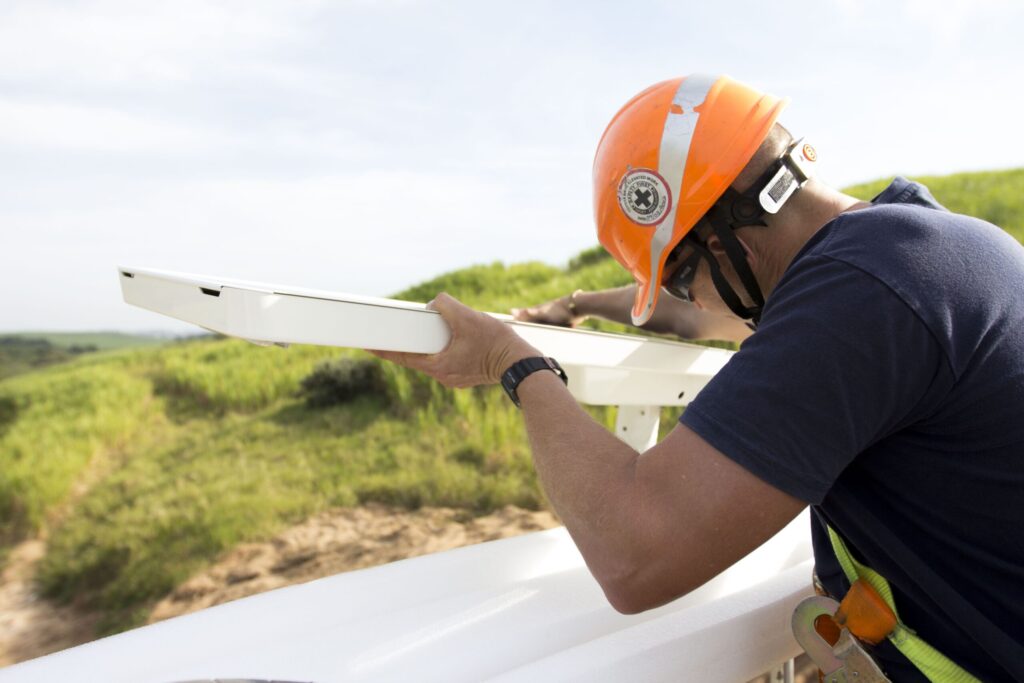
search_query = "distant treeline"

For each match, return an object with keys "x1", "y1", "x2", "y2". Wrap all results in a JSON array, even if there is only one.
[{"x1": 0, "y1": 337, "x2": 98, "y2": 380}]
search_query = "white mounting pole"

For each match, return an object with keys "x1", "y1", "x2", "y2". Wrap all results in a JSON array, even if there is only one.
[
  {"x1": 767, "y1": 658, "x2": 796, "y2": 683},
  {"x1": 614, "y1": 405, "x2": 661, "y2": 451}
]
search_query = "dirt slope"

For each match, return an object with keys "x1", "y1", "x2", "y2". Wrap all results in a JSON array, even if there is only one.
[
  {"x1": 0, "y1": 504, "x2": 559, "y2": 666},
  {"x1": 0, "y1": 539, "x2": 101, "y2": 666},
  {"x1": 149, "y1": 504, "x2": 560, "y2": 621}
]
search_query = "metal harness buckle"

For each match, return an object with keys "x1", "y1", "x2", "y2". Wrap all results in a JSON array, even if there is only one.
[{"x1": 792, "y1": 576, "x2": 899, "y2": 683}]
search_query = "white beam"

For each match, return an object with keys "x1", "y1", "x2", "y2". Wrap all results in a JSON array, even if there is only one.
[{"x1": 118, "y1": 267, "x2": 733, "y2": 407}]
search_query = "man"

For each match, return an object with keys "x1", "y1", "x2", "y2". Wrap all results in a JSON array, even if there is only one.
[{"x1": 372, "y1": 75, "x2": 1024, "y2": 681}]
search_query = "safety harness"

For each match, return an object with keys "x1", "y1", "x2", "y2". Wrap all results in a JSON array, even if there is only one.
[{"x1": 792, "y1": 525, "x2": 981, "y2": 682}]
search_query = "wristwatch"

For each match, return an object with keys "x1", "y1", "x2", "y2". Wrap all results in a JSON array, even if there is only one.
[{"x1": 500, "y1": 357, "x2": 568, "y2": 408}]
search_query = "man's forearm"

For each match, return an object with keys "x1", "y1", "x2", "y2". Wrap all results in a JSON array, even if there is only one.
[
  {"x1": 574, "y1": 286, "x2": 751, "y2": 342},
  {"x1": 514, "y1": 368, "x2": 643, "y2": 602},
  {"x1": 572, "y1": 286, "x2": 645, "y2": 328},
  {"x1": 574, "y1": 286, "x2": 680, "y2": 335}
]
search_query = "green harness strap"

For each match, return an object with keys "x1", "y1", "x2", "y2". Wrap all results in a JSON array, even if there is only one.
[{"x1": 826, "y1": 525, "x2": 980, "y2": 683}]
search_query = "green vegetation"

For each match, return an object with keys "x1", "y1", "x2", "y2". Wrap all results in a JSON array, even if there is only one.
[
  {"x1": 34, "y1": 368, "x2": 554, "y2": 632},
  {"x1": 297, "y1": 358, "x2": 390, "y2": 408},
  {"x1": 0, "y1": 332, "x2": 173, "y2": 380},
  {"x1": 0, "y1": 361, "x2": 155, "y2": 546},
  {"x1": 2, "y1": 168, "x2": 1021, "y2": 636},
  {"x1": 393, "y1": 259, "x2": 632, "y2": 332},
  {"x1": 2, "y1": 332, "x2": 172, "y2": 352},
  {"x1": 2, "y1": 257, "x2": 624, "y2": 635},
  {"x1": 844, "y1": 167, "x2": 1024, "y2": 241},
  {"x1": 1, "y1": 337, "x2": 97, "y2": 381}
]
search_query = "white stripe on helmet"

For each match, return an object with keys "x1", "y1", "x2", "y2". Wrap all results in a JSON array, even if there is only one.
[{"x1": 633, "y1": 74, "x2": 716, "y2": 326}]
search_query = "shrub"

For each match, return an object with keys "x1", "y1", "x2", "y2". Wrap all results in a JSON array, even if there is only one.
[
  {"x1": 68, "y1": 344, "x2": 99, "y2": 355},
  {"x1": 298, "y1": 358, "x2": 390, "y2": 408},
  {"x1": 149, "y1": 338, "x2": 335, "y2": 414},
  {"x1": 451, "y1": 445, "x2": 486, "y2": 468},
  {"x1": 568, "y1": 245, "x2": 611, "y2": 272},
  {"x1": 0, "y1": 395, "x2": 18, "y2": 436}
]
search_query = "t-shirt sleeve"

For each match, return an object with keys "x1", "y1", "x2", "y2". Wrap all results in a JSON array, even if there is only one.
[{"x1": 680, "y1": 254, "x2": 948, "y2": 504}]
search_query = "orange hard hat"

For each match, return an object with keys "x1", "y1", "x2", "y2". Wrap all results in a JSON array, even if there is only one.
[{"x1": 593, "y1": 75, "x2": 788, "y2": 325}]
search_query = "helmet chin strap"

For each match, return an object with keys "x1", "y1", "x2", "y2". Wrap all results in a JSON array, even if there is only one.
[{"x1": 697, "y1": 138, "x2": 816, "y2": 328}]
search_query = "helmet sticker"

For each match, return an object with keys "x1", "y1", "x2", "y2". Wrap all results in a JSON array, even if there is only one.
[{"x1": 617, "y1": 169, "x2": 672, "y2": 226}]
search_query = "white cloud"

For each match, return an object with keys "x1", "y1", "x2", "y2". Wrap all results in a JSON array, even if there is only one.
[
  {"x1": 0, "y1": 99, "x2": 221, "y2": 153},
  {"x1": 2, "y1": 0, "x2": 1024, "y2": 332},
  {"x1": 0, "y1": 0, "x2": 305, "y2": 87},
  {"x1": 902, "y1": 0, "x2": 1018, "y2": 46}
]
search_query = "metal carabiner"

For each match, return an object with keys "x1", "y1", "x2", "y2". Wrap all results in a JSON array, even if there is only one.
[{"x1": 792, "y1": 595, "x2": 891, "y2": 683}]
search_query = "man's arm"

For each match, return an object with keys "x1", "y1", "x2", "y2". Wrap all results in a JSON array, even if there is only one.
[
  {"x1": 512, "y1": 285, "x2": 753, "y2": 343},
  {"x1": 372, "y1": 293, "x2": 804, "y2": 614},
  {"x1": 517, "y1": 369, "x2": 806, "y2": 612}
]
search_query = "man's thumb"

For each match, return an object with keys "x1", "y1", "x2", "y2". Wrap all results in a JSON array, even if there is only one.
[{"x1": 426, "y1": 292, "x2": 465, "y2": 319}]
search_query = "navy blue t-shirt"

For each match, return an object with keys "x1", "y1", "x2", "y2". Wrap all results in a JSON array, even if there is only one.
[{"x1": 680, "y1": 178, "x2": 1024, "y2": 681}]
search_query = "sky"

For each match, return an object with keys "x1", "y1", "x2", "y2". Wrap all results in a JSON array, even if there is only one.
[{"x1": 2, "y1": 0, "x2": 1022, "y2": 333}]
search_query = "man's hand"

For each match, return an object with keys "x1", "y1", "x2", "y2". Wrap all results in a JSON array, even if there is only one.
[
  {"x1": 511, "y1": 294, "x2": 584, "y2": 328},
  {"x1": 370, "y1": 292, "x2": 540, "y2": 387}
]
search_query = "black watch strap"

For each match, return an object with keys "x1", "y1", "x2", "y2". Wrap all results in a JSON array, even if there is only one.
[{"x1": 500, "y1": 357, "x2": 568, "y2": 408}]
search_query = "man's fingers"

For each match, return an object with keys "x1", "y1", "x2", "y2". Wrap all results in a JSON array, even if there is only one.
[
  {"x1": 427, "y1": 292, "x2": 489, "y2": 340},
  {"x1": 371, "y1": 292, "x2": 529, "y2": 388}
]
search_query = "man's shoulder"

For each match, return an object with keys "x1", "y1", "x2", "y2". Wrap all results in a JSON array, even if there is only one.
[
  {"x1": 805, "y1": 199, "x2": 1018, "y2": 289},
  {"x1": 784, "y1": 198, "x2": 1024, "y2": 377},
  {"x1": 815, "y1": 201, "x2": 966, "y2": 257},
  {"x1": 869, "y1": 176, "x2": 947, "y2": 211}
]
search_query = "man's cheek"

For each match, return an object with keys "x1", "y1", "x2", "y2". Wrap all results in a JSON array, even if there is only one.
[{"x1": 690, "y1": 263, "x2": 719, "y2": 310}]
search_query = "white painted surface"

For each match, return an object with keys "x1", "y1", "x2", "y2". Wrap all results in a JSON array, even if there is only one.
[
  {"x1": 117, "y1": 266, "x2": 733, "y2": 406},
  {"x1": 1, "y1": 513, "x2": 812, "y2": 683}
]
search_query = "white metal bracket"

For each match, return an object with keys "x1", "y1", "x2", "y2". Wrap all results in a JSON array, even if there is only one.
[{"x1": 614, "y1": 404, "x2": 661, "y2": 451}]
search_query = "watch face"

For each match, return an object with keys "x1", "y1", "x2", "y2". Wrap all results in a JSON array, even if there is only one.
[
  {"x1": 542, "y1": 357, "x2": 568, "y2": 382},
  {"x1": 500, "y1": 359, "x2": 527, "y2": 408}
]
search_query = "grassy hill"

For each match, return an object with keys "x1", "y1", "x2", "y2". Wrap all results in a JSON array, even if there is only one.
[
  {"x1": 844, "y1": 167, "x2": 1024, "y2": 241},
  {"x1": 0, "y1": 257, "x2": 635, "y2": 634},
  {"x1": 0, "y1": 333, "x2": 174, "y2": 381},
  {"x1": 1, "y1": 332, "x2": 173, "y2": 352},
  {"x1": 1, "y1": 168, "x2": 1021, "y2": 635}
]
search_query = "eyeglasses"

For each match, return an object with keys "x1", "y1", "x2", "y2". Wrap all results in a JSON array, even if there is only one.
[{"x1": 662, "y1": 235, "x2": 711, "y2": 303}]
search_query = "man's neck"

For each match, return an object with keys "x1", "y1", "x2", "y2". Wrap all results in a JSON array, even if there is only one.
[{"x1": 753, "y1": 183, "x2": 869, "y2": 297}]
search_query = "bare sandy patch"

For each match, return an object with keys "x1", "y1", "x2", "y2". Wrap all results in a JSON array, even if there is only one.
[
  {"x1": 148, "y1": 503, "x2": 560, "y2": 622},
  {"x1": 0, "y1": 503, "x2": 560, "y2": 668},
  {"x1": 0, "y1": 539, "x2": 101, "y2": 667}
]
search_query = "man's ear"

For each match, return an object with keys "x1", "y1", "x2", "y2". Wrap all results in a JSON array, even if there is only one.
[
  {"x1": 706, "y1": 233, "x2": 758, "y2": 265},
  {"x1": 706, "y1": 233, "x2": 726, "y2": 256}
]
